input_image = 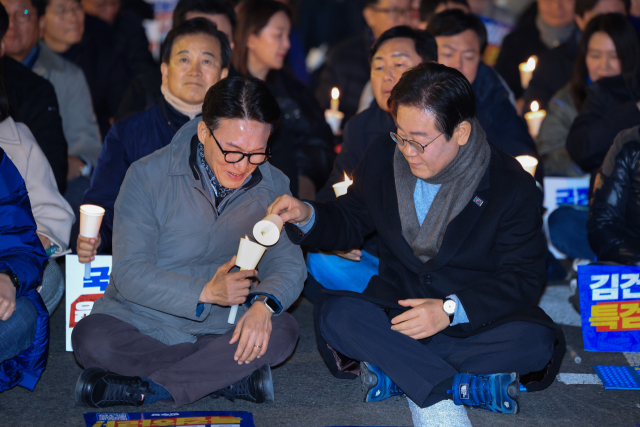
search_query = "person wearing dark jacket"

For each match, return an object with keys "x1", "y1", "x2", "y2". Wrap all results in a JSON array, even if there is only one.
[
  {"x1": 268, "y1": 63, "x2": 562, "y2": 418},
  {"x1": 81, "y1": 0, "x2": 156, "y2": 79},
  {"x1": 2, "y1": 56, "x2": 68, "y2": 194},
  {"x1": 523, "y1": 0, "x2": 629, "y2": 111},
  {"x1": 41, "y1": 0, "x2": 129, "y2": 138},
  {"x1": 428, "y1": 10, "x2": 539, "y2": 161},
  {"x1": 567, "y1": 72, "x2": 640, "y2": 177},
  {"x1": 115, "y1": 0, "x2": 237, "y2": 121},
  {"x1": 315, "y1": 0, "x2": 412, "y2": 125},
  {"x1": 76, "y1": 18, "x2": 230, "y2": 259},
  {"x1": 307, "y1": 26, "x2": 436, "y2": 298},
  {"x1": 0, "y1": 147, "x2": 49, "y2": 393},
  {"x1": 232, "y1": 0, "x2": 334, "y2": 198},
  {"x1": 495, "y1": 0, "x2": 577, "y2": 100},
  {"x1": 587, "y1": 125, "x2": 640, "y2": 265}
]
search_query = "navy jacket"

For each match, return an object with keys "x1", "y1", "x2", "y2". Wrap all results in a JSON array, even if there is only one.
[
  {"x1": 473, "y1": 62, "x2": 538, "y2": 160},
  {"x1": 287, "y1": 134, "x2": 564, "y2": 391},
  {"x1": 82, "y1": 98, "x2": 189, "y2": 253},
  {"x1": 0, "y1": 148, "x2": 49, "y2": 392}
]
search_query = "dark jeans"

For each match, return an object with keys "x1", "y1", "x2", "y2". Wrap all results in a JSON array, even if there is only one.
[
  {"x1": 72, "y1": 312, "x2": 299, "y2": 407},
  {"x1": 548, "y1": 206, "x2": 596, "y2": 260},
  {"x1": 0, "y1": 297, "x2": 38, "y2": 363},
  {"x1": 319, "y1": 297, "x2": 555, "y2": 408}
]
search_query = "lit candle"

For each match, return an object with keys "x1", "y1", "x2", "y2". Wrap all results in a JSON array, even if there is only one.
[
  {"x1": 79, "y1": 204, "x2": 105, "y2": 279},
  {"x1": 524, "y1": 101, "x2": 546, "y2": 138},
  {"x1": 515, "y1": 155, "x2": 538, "y2": 177},
  {"x1": 518, "y1": 56, "x2": 536, "y2": 89},
  {"x1": 330, "y1": 87, "x2": 340, "y2": 111},
  {"x1": 228, "y1": 235, "x2": 267, "y2": 324},
  {"x1": 332, "y1": 172, "x2": 353, "y2": 198}
]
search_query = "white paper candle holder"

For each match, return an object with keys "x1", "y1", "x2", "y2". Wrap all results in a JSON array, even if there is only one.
[
  {"x1": 253, "y1": 214, "x2": 283, "y2": 246},
  {"x1": 228, "y1": 236, "x2": 267, "y2": 324},
  {"x1": 79, "y1": 204, "x2": 105, "y2": 279}
]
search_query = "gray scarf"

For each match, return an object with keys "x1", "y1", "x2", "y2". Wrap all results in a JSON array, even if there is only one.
[
  {"x1": 394, "y1": 119, "x2": 491, "y2": 263},
  {"x1": 536, "y1": 13, "x2": 576, "y2": 49}
]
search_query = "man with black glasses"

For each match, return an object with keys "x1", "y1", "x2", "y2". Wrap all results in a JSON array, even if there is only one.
[
  {"x1": 71, "y1": 76, "x2": 305, "y2": 408},
  {"x1": 269, "y1": 62, "x2": 564, "y2": 420}
]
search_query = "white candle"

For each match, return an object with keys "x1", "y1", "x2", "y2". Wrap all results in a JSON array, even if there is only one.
[
  {"x1": 519, "y1": 56, "x2": 536, "y2": 89},
  {"x1": 330, "y1": 87, "x2": 340, "y2": 111},
  {"x1": 253, "y1": 214, "x2": 283, "y2": 246},
  {"x1": 332, "y1": 172, "x2": 353, "y2": 198},
  {"x1": 228, "y1": 236, "x2": 267, "y2": 324},
  {"x1": 524, "y1": 101, "x2": 546, "y2": 138},
  {"x1": 79, "y1": 204, "x2": 105, "y2": 279},
  {"x1": 516, "y1": 155, "x2": 538, "y2": 177}
]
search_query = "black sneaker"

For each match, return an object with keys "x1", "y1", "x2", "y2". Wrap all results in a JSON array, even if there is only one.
[
  {"x1": 210, "y1": 364, "x2": 274, "y2": 404},
  {"x1": 75, "y1": 367, "x2": 152, "y2": 408}
]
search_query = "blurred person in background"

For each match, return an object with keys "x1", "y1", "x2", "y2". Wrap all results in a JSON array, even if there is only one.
[
  {"x1": 2, "y1": 0, "x2": 102, "y2": 209},
  {"x1": 81, "y1": 0, "x2": 155, "y2": 78},
  {"x1": 0, "y1": 2, "x2": 68, "y2": 192},
  {"x1": 495, "y1": 0, "x2": 577, "y2": 102},
  {"x1": 537, "y1": 13, "x2": 636, "y2": 177},
  {"x1": 115, "y1": 0, "x2": 236, "y2": 120},
  {"x1": 418, "y1": 0, "x2": 469, "y2": 27},
  {"x1": 428, "y1": 10, "x2": 539, "y2": 162},
  {"x1": 233, "y1": 0, "x2": 334, "y2": 198},
  {"x1": 41, "y1": 0, "x2": 129, "y2": 138},
  {"x1": 524, "y1": 0, "x2": 629, "y2": 111},
  {"x1": 316, "y1": 0, "x2": 412, "y2": 126},
  {"x1": 77, "y1": 18, "x2": 229, "y2": 259}
]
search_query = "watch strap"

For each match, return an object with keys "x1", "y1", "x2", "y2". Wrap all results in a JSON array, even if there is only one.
[
  {"x1": 253, "y1": 295, "x2": 278, "y2": 314},
  {"x1": 443, "y1": 297, "x2": 455, "y2": 323},
  {"x1": 0, "y1": 269, "x2": 20, "y2": 291}
]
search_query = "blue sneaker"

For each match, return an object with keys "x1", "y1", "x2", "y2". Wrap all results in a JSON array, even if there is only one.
[
  {"x1": 450, "y1": 372, "x2": 520, "y2": 414},
  {"x1": 360, "y1": 361, "x2": 404, "y2": 402}
]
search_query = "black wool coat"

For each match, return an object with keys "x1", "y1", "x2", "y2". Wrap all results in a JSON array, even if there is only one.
[{"x1": 286, "y1": 134, "x2": 565, "y2": 392}]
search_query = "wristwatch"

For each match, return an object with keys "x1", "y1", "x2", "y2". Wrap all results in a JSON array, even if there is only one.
[
  {"x1": 0, "y1": 269, "x2": 20, "y2": 291},
  {"x1": 443, "y1": 298, "x2": 456, "y2": 324},
  {"x1": 253, "y1": 295, "x2": 279, "y2": 314}
]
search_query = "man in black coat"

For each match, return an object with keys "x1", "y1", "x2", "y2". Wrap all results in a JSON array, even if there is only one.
[
  {"x1": 268, "y1": 63, "x2": 563, "y2": 415},
  {"x1": 315, "y1": 0, "x2": 412, "y2": 125},
  {"x1": 2, "y1": 56, "x2": 68, "y2": 193}
]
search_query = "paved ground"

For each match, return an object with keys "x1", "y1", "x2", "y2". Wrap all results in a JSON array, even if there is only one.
[{"x1": 1, "y1": 283, "x2": 639, "y2": 426}]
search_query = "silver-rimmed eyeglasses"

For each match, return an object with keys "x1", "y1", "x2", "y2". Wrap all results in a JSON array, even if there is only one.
[{"x1": 390, "y1": 131, "x2": 443, "y2": 154}]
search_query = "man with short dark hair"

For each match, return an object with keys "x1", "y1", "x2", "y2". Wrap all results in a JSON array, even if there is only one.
[
  {"x1": 115, "y1": 0, "x2": 236, "y2": 120},
  {"x1": 418, "y1": 0, "x2": 469, "y2": 27},
  {"x1": 268, "y1": 62, "x2": 563, "y2": 419},
  {"x1": 77, "y1": 18, "x2": 230, "y2": 258},
  {"x1": 315, "y1": 0, "x2": 412, "y2": 125},
  {"x1": 428, "y1": 9, "x2": 538, "y2": 161},
  {"x1": 72, "y1": 76, "x2": 305, "y2": 408},
  {"x1": 306, "y1": 26, "x2": 436, "y2": 298},
  {"x1": 524, "y1": 0, "x2": 629, "y2": 111}
]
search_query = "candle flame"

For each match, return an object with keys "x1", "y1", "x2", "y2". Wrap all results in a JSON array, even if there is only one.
[
  {"x1": 343, "y1": 172, "x2": 353, "y2": 184},
  {"x1": 526, "y1": 56, "x2": 536, "y2": 70},
  {"x1": 331, "y1": 87, "x2": 340, "y2": 100},
  {"x1": 531, "y1": 101, "x2": 539, "y2": 112},
  {"x1": 244, "y1": 234, "x2": 249, "y2": 240}
]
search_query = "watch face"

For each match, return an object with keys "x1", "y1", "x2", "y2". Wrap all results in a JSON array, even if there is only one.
[{"x1": 443, "y1": 300, "x2": 456, "y2": 315}]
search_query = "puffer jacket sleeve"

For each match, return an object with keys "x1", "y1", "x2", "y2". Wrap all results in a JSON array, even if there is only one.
[{"x1": 587, "y1": 134, "x2": 640, "y2": 265}]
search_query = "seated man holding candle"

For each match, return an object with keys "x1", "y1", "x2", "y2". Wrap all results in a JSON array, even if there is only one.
[
  {"x1": 306, "y1": 26, "x2": 437, "y2": 299},
  {"x1": 427, "y1": 10, "x2": 539, "y2": 163},
  {"x1": 77, "y1": 18, "x2": 230, "y2": 259},
  {"x1": 71, "y1": 76, "x2": 305, "y2": 408},
  {"x1": 268, "y1": 62, "x2": 563, "y2": 419}
]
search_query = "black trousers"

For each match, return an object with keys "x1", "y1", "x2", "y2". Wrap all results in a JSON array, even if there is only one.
[
  {"x1": 72, "y1": 313, "x2": 299, "y2": 407},
  {"x1": 319, "y1": 297, "x2": 555, "y2": 408}
]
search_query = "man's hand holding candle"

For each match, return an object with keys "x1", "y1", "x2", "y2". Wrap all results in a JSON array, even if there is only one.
[
  {"x1": 267, "y1": 195, "x2": 314, "y2": 225},
  {"x1": 77, "y1": 234, "x2": 102, "y2": 263},
  {"x1": 199, "y1": 256, "x2": 258, "y2": 306}
]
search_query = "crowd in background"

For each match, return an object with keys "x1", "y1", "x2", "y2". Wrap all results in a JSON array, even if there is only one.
[{"x1": 1, "y1": 0, "x2": 640, "y2": 395}]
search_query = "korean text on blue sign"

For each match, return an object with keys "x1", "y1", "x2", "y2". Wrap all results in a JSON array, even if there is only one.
[{"x1": 578, "y1": 264, "x2": 640, "y2": 352}]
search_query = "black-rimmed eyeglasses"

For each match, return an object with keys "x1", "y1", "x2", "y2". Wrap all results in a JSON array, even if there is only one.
[
  {"x1": 390, "y1": 131, "x2": 442, "y2": 154},
  {"x1": 210, "y1": 130, "x2": 271, "y2": 165}
]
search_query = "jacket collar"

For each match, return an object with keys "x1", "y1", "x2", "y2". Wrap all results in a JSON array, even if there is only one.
[
  {"x1": 32, "y1": 41, "x2": 66, "y2": 75},
  {"x1": 0, "y1": 117, "x2": 22, "y2": 146}
]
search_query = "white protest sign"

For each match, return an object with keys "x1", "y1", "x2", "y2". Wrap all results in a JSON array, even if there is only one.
[{"x1": 65, "y1": 255, "x2": 112, "y2": 351}]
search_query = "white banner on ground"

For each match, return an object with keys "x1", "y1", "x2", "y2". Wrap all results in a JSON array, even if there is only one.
[
  {"x1": 65, "y1": 255, "x2": 112, "y2": 352},
  {"x1": 542, "y1": 176, "x2": 591, "y2": 259}
]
